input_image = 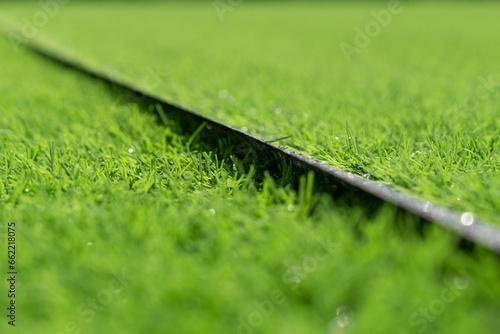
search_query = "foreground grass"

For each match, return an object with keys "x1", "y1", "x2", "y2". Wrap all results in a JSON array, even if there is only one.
[
  {"x1": 2, "y1": 1, "x2": 498, "y2": 225},
  {"x1": 1, "y1": 29, "x2": 500, "y2": 333}
]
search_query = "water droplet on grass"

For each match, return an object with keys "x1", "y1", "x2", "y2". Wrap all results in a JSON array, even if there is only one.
[
  {"x1": 461, "y1": 212, "x2": 474, "y2": 226},
  {"x1": 209, "y1": 209, "x2": 216, "y2": 216},
  {"x1": 287, "y1": 205, "x2": 294, "y2": 211},
  {"x1": 87, "y1": 242, "x2": 93, "y2": 246},
  {"x1": 241, "y1": 127, "x2": 248, "y2": 133},
  {"x1": 328, "y1": 306, "x2": 353, "y2": 333},
  {"x1": 24, "y1": 188, "x2": 29, "y2": 193},
  {"x1": 128, "y1": 146, "x2": 135, "y2": 153}
]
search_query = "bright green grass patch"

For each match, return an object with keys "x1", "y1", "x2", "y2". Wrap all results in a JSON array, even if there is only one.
[
  {"x1": 2, "y1": 1, "x2": 499, "y2": 224},
  {"x1": 1, "y1": 6, "x2": 500, "y2": 334}
]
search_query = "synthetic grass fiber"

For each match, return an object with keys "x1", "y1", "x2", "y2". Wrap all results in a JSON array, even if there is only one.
[
  {"x1": 1, "y1": 2, "x2": 500, "y2": 334},
  {"x1": 2, "y1": 0, "x2": 499, "y2": 225}
]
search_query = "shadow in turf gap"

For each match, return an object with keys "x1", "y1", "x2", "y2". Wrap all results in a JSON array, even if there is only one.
[{"x1": 26, "y1": 43, "x2": 475, "y2": 254}]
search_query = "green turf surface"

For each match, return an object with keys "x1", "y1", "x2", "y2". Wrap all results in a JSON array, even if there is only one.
[
  {"x1": 1, "y1": 2, "x2": 500, "y2": 334},
  {"x1": 2, "y1": 0, "x2": 499, "y2": 225},
  {"x1": 0, "y1": 21, "x2": 499, "y2": 334}
]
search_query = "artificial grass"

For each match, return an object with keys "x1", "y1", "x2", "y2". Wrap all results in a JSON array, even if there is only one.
[
  {"x1": 2, "y1": 1, "x2": 499, "y2": 226},
  {"x1": 1, "y1": 17, "x2": 500, "y2": 334}
]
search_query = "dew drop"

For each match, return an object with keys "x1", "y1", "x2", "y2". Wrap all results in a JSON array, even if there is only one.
[
  {"x1": 87, "y1": 242, "x2": 93, "y2": 246},
  {"x1": 287, "y1": 205, "x2": 294, "y2": 211},
  {"x1": 461, "y1": 212, "x2": 474, "y2": 226},
  {"x1": 328, "y1": 306, "x2": 352, "y2": 334},
  {"x1": 209, "y1": 209, "x2": 216, "y2": 216}
]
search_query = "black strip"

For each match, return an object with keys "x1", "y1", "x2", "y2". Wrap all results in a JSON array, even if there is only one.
[{"x1": 19, "y1": 38, "x2": 500, "y2": 254}]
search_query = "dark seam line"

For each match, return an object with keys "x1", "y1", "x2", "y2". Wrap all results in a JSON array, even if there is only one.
[{"x1": 266, "y1": 136, "x2": 292, "y2": 143}]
